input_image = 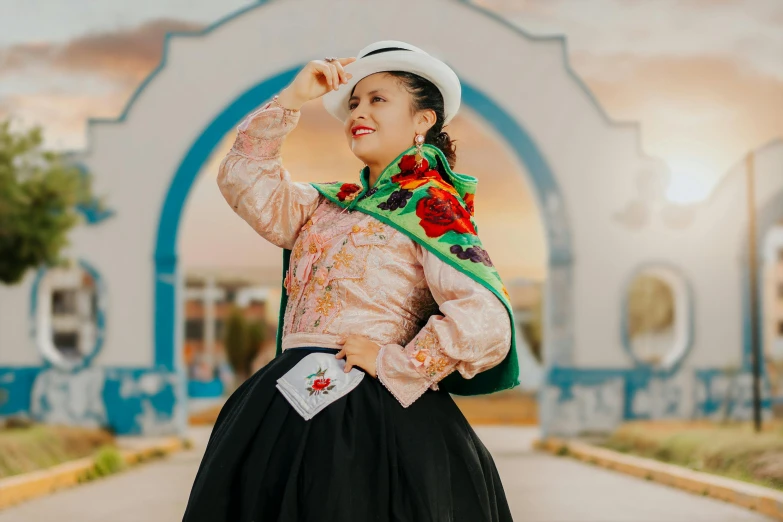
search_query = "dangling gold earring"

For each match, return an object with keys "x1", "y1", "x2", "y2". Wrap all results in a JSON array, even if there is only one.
[{"x1": 414, "y1": 133, "x2": 425, "y2": 167}]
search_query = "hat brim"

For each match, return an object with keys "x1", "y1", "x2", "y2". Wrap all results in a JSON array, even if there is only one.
[{"x1": 321, "y1": 51, "x2": 461, "y2": 125}]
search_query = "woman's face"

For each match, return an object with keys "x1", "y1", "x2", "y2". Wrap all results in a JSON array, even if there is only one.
[{"x1": 344, "y1": 73, "x2": 433, "y2": 168}]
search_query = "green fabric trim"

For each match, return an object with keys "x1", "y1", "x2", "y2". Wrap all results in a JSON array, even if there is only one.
[
  {"x1": 275, "y1": 248, "x2": 291, "y2": 359},
  {"x1": 274, "y1": 143, "x2": 519, "y2": 396}
]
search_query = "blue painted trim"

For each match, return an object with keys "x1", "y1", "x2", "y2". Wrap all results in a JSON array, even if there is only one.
[
  {"x1": 28, "y1": 266, "x2": 46, "y2": 344},
  {"x1": 68, "y1": 162, "x2": 116, "y2": 225},
  {"x1": 694, "y1": 368, "x2": 773, "y2": 418},
  {"x1": 0, "y1": 367, "x2": 42, "y2": 416},
  {"x1": 0, "y1": 366, "x2": 179, "y2": 435},
  {"x1": 619, "y1": 261, "x2": 695, "y2": 377},
  {"x1": 188, "y1": 377, "x2": 225, "y2": 398},
  {"x1": 80, "y1": 260, "x2": 107, "y2": 368},
  {"x1": 29, "y1": 259, "x2": 107, "y2": 373},
  {"x1": 546, "y1": 365, "x2": 772, "y2": 422}
]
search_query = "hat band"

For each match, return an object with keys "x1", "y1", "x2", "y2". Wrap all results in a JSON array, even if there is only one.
[{"x1": 360, "y1": 47, "x2": 413, "y2": 58}]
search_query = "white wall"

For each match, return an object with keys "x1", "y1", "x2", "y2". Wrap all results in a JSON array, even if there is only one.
[{"x1": 1, "y1": 0, "x2": 781, "y2": 399}]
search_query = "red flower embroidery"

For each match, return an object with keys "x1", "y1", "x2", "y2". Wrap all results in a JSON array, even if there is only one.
[
  {"x1": 306, "y1": 367, "x2": 337, "y2": 395},
  {"x1": 337, "y1": 183, "x2": 361, "y2": 201},
  {"x1": 416, "y1": 186, "x2": 477, "y2": 238},
  {"x1": 391, "y1": 155, "x2": 458, "y2": 195},
  {"x1": 464, "y1": 193, "x2": 475, "y2": 216},
  {"x1": 311, "y1": 377, "x2": 331, "y2": 391},
  {"x1": 398, "y1": 154, "x2": 419, "y2": 172}
]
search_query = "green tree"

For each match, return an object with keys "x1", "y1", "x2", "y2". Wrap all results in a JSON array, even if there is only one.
[
  {"x1": 223, "y1": 308, "x2": 269, "y2": 385},
  {"x1": 245, "y1": 320, "x2": 267, "y2": 371},
  {"x1": 0, "y1": 121, "x2": 98, "y2": 284},
  {"x1": 521, "y1": 298, "x2": 543, "y2": 364},
  {"x1": 223, "y1": 307, "x2": 249, "y2": 382}
]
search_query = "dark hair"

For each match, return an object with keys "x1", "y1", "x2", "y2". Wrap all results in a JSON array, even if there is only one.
[{"x1": 386, "y1": 71, "x2": 457, "y2": 169}]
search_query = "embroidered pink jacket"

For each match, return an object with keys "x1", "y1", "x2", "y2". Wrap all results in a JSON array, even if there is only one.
[{"x1": 217, "y1": 102, "x2": 512, "y2": 407}]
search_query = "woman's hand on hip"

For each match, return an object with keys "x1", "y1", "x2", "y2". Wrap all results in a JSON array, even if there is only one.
[
  {"x1": 335, "y1": 335, "x2": 380, "y2": 378},
  {"x1": 277, "y1": 57, "x2": 356, "y2": 110}
]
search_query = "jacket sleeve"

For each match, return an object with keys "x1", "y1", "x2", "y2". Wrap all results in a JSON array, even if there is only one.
[
  {"x1": 217, "y1": 101, "x2": 321, "y2": 250},
  {"x1": 375, "y1": 244, "x2": 512, "y2": 407}
]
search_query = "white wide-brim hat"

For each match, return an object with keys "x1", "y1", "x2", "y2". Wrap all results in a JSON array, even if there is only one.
[{"x1": 322, "y1": 40, "x2": 461, "y2": 125}]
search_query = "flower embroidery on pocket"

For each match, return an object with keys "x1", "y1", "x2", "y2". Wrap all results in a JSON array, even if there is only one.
[{"x1": 306, "y1": 367, "x2": 337, "y2": 396}]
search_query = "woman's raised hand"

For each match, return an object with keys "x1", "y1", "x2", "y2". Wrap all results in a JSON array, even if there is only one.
[{"x1": 276, "y1": 57, "x2": 357, "y2": 111}]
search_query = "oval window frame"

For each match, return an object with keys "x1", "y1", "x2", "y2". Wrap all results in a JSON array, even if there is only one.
[
  {"x1": 621, "y1": 263, "x2": 694, "y2": 372},
  {"x1": 29, "y1": 259, "x2": 107, "y2": 372}
]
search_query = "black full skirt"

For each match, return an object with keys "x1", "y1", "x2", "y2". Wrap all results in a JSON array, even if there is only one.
[{"x1": 182, "y1": 347, "x2": 514, "y2": 522}]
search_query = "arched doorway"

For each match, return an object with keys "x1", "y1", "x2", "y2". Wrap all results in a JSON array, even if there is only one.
[{"x1": 154, "y1": 68, "x2": 574, "y2": 428}]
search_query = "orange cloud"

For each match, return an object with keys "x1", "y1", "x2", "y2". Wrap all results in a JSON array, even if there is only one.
[
  {"x1": 2, "y1": 19, "x2": 202, "y2": 82},
  {"x1": 53, "y1": 19, "x2": 203, "y2": 81},
  {"x1": 0, "y1": 20, "x2": 204, "y2": 148},
  {"x1": 0, "y1": 88, "x2": 139, "y2": 150},
  {"x1": 571, "y1": 52, "x2": 783, "y2": 184}
]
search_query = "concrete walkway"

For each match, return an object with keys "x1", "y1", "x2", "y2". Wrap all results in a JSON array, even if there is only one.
[{"x1": 0, "y1": 426, "x2": 774, "y2": 521}]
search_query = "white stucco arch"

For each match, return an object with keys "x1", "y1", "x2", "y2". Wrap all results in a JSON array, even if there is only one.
[
  {"x1": 76, "y1": 0, "x2": 665, "y2": 372},
  {"x1": 3, "y1": 0, "x2": 777, "y2": 436}
]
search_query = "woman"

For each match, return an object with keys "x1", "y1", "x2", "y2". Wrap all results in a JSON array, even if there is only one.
[{"x1": 183, "y1": 41, "x2": 518, "y2": 522}]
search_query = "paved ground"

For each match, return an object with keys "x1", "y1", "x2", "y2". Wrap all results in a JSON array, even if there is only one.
[{"x1": 0, "y1": 426, "x2": 774, "y2": 522}]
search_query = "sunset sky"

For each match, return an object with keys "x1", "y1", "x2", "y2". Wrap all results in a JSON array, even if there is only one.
[
  {"x1": 2, "y1": 0, "x2": 780, "y2": 196},
  {"x1": 1, "y1": 0, "x2": 781, "y2": 280}
]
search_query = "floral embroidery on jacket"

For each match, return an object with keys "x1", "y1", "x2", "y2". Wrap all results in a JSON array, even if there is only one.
[
  {"x1": 416, "y1": 186, "x2": 476, "y2": 238},
  {"x1": 359, "y1": 186, "x2": 379, "y2": 200},
  {"x1": 377, "y1": 189, "x2": 413, "y2": 211},
  {"x1": 278, "y1": 141, "x2": 519, "y2": 397},
  {"x1": 332, "y1": 249, "x2": 354, "y2": 269},
  {"x1": 315, "y1": 290, "x2": 334, "y2": 315},
  {"x1": 407, "y1": 328, "x2": 452, "y2": 379},
  {"x1": 390, "y1": 155, "x2": 458, "y2": 196},
  {"x1": 449, "y1": 245, "x2": 494, "y2": 267},
  {"x1": 337, "y1": 183, "x2": 361, "y2": 202},
  {"x1": 363, "y1": 221, "x2": 385, "y2": 237},
  {"x1": 463, "y1": 192, "x2": 475, "y2": 216}
]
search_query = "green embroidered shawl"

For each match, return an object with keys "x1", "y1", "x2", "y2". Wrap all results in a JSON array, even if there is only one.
[{"x1": 275, "y1": 143, "x2": 519, "y2": 396}]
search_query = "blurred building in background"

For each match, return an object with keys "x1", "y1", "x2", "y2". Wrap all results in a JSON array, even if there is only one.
[
  {"x1": 182, "y1": 271, "x2": 278, "y2": 398},
  {"x1": 0, "y1": 0, "x2": 781, "y2": 436}
]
